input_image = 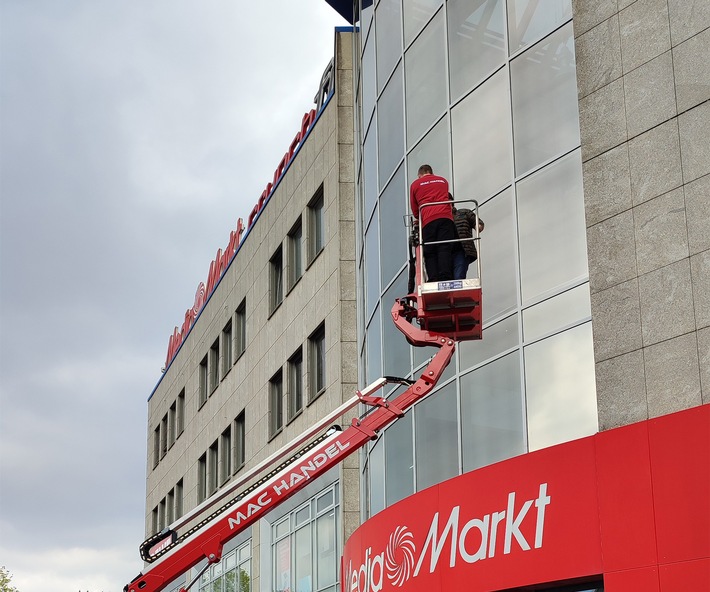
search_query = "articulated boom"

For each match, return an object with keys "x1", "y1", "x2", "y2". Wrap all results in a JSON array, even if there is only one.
[{"x1": 125, "y1": 303, "x2": 457, "y2": 592}]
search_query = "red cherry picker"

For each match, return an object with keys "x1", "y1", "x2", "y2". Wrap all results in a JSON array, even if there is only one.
[{"x1": 124, "y1": 200, "x2": 482, "y2": 592}]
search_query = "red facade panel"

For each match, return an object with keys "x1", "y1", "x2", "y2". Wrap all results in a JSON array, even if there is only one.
[
  {"x1": 648, "y1": 405, "x2": 710, "y2": 564},
  {"x1": 342, "y1": 404, "x2": 710, "y2": 592},
  {"x1": 595, "y1": 420, "x2": 657, "y2": 571}
]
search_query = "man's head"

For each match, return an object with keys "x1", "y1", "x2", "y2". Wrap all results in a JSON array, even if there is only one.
[{"x1": 417, "y1": 164, "x2": 433, "y2": 178}]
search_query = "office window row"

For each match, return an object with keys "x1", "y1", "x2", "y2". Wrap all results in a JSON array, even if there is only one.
[
  {"x1": 269, "y1": 185, "x2": 325, "y2": 315},
  {"x1": 197, "y1": 539, "x2": 252, "y2": 592},
  {"x1": 197, "y1": 411, "x2": 246, "y2": 503},
  {"x1": 269, "y1": 322, "x2": 326, "y2": 439},
  {"x1": 152, "y1": 478, "x2": 183, "y2": 534},
  {"x1": 272, "y1": 482, "x2": 339, "y2": 592},
  {"x1": 153, "y1": 389, "x2": 185, "y2": 469},
  {"x1": 199, "y1": 298, "x2": 247, "y2": 408}
]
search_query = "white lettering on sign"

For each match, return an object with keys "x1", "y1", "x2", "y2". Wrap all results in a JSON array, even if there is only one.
[{"x1": 345, "y1": 483, "x2": 551, "y2": 591}]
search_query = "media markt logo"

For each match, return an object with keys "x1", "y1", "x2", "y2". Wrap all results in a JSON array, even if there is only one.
[
  {"x1": 385, "y1": 526, "x2": 416, "y2": 587},
  {"x1": 345, "y1": 483, "x2": 551, "y2": 592}
]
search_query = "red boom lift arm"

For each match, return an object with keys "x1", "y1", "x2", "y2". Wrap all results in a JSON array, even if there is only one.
[{"x1": 125, "y1": 203, "x2": 482, "y2": 592}]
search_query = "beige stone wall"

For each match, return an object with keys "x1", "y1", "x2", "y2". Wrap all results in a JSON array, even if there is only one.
[
  {"x1": 573, "y1": 0, "x2": 709, "y2": 429},
  {"x1": 144, "y1": 30, "x2": 356, "y2": 579}
]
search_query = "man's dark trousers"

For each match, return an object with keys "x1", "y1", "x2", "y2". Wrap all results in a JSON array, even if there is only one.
[{"x1": 422, "y1": 218, "x2": 457, "y2": 281}]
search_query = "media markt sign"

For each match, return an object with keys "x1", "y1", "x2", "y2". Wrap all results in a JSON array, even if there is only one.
[{"x1": 342, "y1": 438, "x2": 603, "y2": 592}]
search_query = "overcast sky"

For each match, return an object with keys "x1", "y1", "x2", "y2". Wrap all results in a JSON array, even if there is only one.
[{"x1": 0, "y1": 2, "x2": 347, "y2": 590}]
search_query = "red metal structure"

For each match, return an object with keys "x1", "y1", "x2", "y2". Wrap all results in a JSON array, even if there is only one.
[{"x1": 125, "y1": 213, "x2": 482, "y2": 592}]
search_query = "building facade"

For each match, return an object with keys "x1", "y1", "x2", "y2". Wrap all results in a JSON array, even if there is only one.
[
  {"x1": 144, "y1": 30, "x2": 358, "y2": 592},
  {"x1": 141, "y1": 1, "x2": 709, "y2": 590}
]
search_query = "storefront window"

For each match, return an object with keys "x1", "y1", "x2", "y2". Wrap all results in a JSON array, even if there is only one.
[
  {"x1": 404, "y1": 9, "x2": 446, "y2": 146},
  {"x1": 461, "y1": 352, "x2": 526, "y2": 472},
  {"x1": 415, "y1": 381, "x2": 458, "y2": 489},
  {"x1": 385, "y1": 411, "x2": 414, "y2": 506},
  {"x1": 198, "y1": 540, "x2": 251, "y2": 592},
  {"x1": 525, "y1": 322, "x2": 598, "y2": 451},
  {"x1": 507, "y1": 0, "x2": 572, "y2": 54},
  {"x1": 271, "y1": 484, "x2": 339, "y2": 592},
  {"x1": 452, "y1": 67, "x2": 512, "y2": 202},
  {"x1": 377, "y1": 63, "x2": 404, "y2": 189},
  {"x1": 517, "y1": 149, "x2": 587, "y2": 304},
  {"x1": 510, "y1": 22, "x2": 579, "y2": 175},
  {"x1": 448, "y1": 0, "x2": 506, "y2": 102}
]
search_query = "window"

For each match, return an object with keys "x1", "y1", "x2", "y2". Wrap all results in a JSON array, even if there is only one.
[
  {"x1": 235, "y1": 299, "x2": 246, "y2": 359},
  {"x1": 175, "y1": 479, "x2": 183, "y2": 519},
  {"x1": 198, "y1": 540, "x2": 252, "y2": 592},
  {"x1": 222, "y1": 320, "x2": 233, "y2": 378},
  {"x1": 288, "y1": 218, "x2": 303, "y2": 290},
  {"x1": 309, "y1": 323, "x2": 326, "y2": 401},
  {"x1": 209, "y1": 338, "x2": 220, "y2": 393},
  {"x1": 159, "y1": 498, "x2": 166, "y2": 531},
  {"x1": 198, "y1": 453, "x2": 207, "y2": 503},
  {"x1": 166, "y1": 488, "x2": 175, "y2": 525},
  {"x1": 208, "y1": 440, "x2": 219, "y2": 496},
  {"x1": 220, "y1": 426, "x2": 232, "y2": 485},
  {"x1": 176, "y1": 389, "x2": 185, "y2": 436},
  {"x1": 199, "y1": 355, "x2": 208, "y2": 407},
  {"x1": 152, "y1": 506, "x2": 159, "y2": 534},
  {"x1": 269, "y1": 370, "x2": 283, "y2": 438},
  {"x1": 271, "y1": 483, "x2": 339, "y2": 592},
  {"x1": 287, "y1": 348, "x2": 304, "y2": 421},
  {"x1": 168, "y1": 401, "x2": 176, "y2": 448},
  {"x1": 270, "y1": 246, "x2": 284, "y2": 314},
  {"x1": 160, "y1": 414, "x2": 168, "y2": 459},
  {"x1": 234, "y1": 411, "x2": 246, "y2": 472},
  {"x1": 308, "y1": 186, "x2": 325, "y2": 263},
  {"x1": 153, "y1": 426, "x2": 160, "y2": 469}
]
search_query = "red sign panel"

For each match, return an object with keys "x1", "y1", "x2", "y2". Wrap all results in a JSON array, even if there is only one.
[{"x1": 342, "y1": 438, "x2": 603, "y2": 592}]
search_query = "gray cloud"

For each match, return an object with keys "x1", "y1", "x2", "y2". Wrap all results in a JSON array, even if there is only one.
[{"x1": 0, "y1": 1, "x2": 346, "y2": 590}]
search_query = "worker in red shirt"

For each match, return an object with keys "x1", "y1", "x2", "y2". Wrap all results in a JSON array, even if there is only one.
[{"x1": 409, "y1": 164, "x2": 457, "y2": 282}]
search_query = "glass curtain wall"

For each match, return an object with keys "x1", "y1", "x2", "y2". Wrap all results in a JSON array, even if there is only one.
[{"x1": 354, "y1": 0, "x2": 598, "y2": 519}]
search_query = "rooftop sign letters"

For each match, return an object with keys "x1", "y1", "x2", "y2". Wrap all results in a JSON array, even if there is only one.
[{"x1": 164, "y1": 59, "x2": 335, "y2": 370}]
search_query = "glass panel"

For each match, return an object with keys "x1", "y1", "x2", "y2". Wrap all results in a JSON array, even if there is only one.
[
  {"x1": 366, "y1": 305, "x2": 382, "y2": 385},
  {"x1": 507, "y1": 0, "x2": 572, "y2": 54},
  {"x1": 525, "y1": 323, "x2": 598, "y2": 451},
  {"x1": 479, "y1": 188, "x2": 517, "y2": 322},
  {"x1": 375, "y1": 0, "x2": 403, "y2": 93},
  {"x1": 362, "y1": 28, "x2": 377, "y2": 125},
  {"x1": 415, "y1": 381, "x2": 458, "y2": 490},
  {"x1": 382, "y1": 270, "x2": 411, "y2": 378},
  {"x1": 316, "y1": 489, "x2": 334, "y2": 513},
  {"x1": 379, "y1": 164, "x2": 407, "y2": 287},
  {"x1": 361, "y1": 0, "x2": 374, "y2": 46},
  {"x1": 294, "y1": 525, "x2": 312, "y2": 592},
  {"x1": 385, "y1": 412, "x2": 414, "y2": 506},
  {"x1": 511, "y1": 22, "x2": 579, "y2": 175},
  {"x1": 452, "y1": 68, "x2": 512, "y2": 202},
  {"x1": 404, "y1": 0, "x2": 442, "y2": 46},
  {"x1": 448, "y1": 0, "x2": 506, "y2": 102},
  {"x1": 461, "y1": 352, "x2": 525, "y2": 472},
  {"x1": 365, "y1": 212, "x2": 380, "y2": 315},
  {"x1": 517, "y1": 150, "x2": 587, "y2": 304},
  {"x1": 369, "y1": 436, "x2": 385, "y2": 516},
  {"x1": 363, "y1": 121, "x2": 378, "y2": 219},
  {"x1": 274, "y1": 538, "x2": 290, "y2": 592},
  {"x1": 274, "y1": 516, "x2": 290, "y2": 540},
  {"x1": 211, "y1": 575, "x2": 223, "y2": 592},
  {"x1": 294, "y1": 505, "x2": 310, "y2": 527},
  {"x1": 225, "y1": 570, "x2": 236, "y2": 592},
  {"x1": 239, "y1": 562, "x2": 251, "y2": 592},
  {"x1": 377, "y1": 63, "x2": 405, "y2": 189},
  {"x1": 316, "y1": 511, "x2": 337, "y2": 588},
  {"x1": 405, "y1": 10, "x2": 447, "y2": 146},
  {"x1": 406, "y1": 115, "x2": 450, "y2": 186},
  {"x1": 523, "y1": 283, "x2": 591, "y2": 342},
  {"x1": 459, "y1": 313, "x2": 519, "y2": 371}
]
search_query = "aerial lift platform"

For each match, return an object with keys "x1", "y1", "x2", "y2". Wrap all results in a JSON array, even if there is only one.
[{"x1": 124, "y1": 199, "x2": 482, "y2": 592}]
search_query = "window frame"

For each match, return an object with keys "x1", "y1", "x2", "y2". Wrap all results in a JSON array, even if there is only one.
[
  {"x1": 308, "y1": 185, "x2": 325, "y2": 265},
  {"x1": 287, "y1": 217, "x2": 304, "y2": 292},
  {"x1": 269, "y1": 245, "x2": 284, "y2": 315},
  {"x1": 235, "y1": 299, "x2": 247, "y2": 360},
  {"x1": 287, "y1": 347, "x2": 304, "y2": 422},
  {"x1": 308, "y1": 323, "x2": 326, "y2": 403},
  {"x1": 269, "y1": 369, "x2": 284, "y2": 439}
]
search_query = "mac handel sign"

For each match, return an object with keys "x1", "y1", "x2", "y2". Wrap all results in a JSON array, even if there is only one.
[{"x1": 341, "y1": 438, "x2": 604, "y2": 592}]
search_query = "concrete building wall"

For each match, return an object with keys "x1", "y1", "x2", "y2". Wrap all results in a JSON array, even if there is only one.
[
  {"x1": 573, "y1": 1, "x2": 709, "y2": 429},
  {"x1": 144, "y1": 30, "x2": 356, "y2": 585}
]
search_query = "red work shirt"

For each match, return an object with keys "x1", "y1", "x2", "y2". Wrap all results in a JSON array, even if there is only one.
[{"x1": 409, "y1": 174, "x2": 453, "y2": 227}]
